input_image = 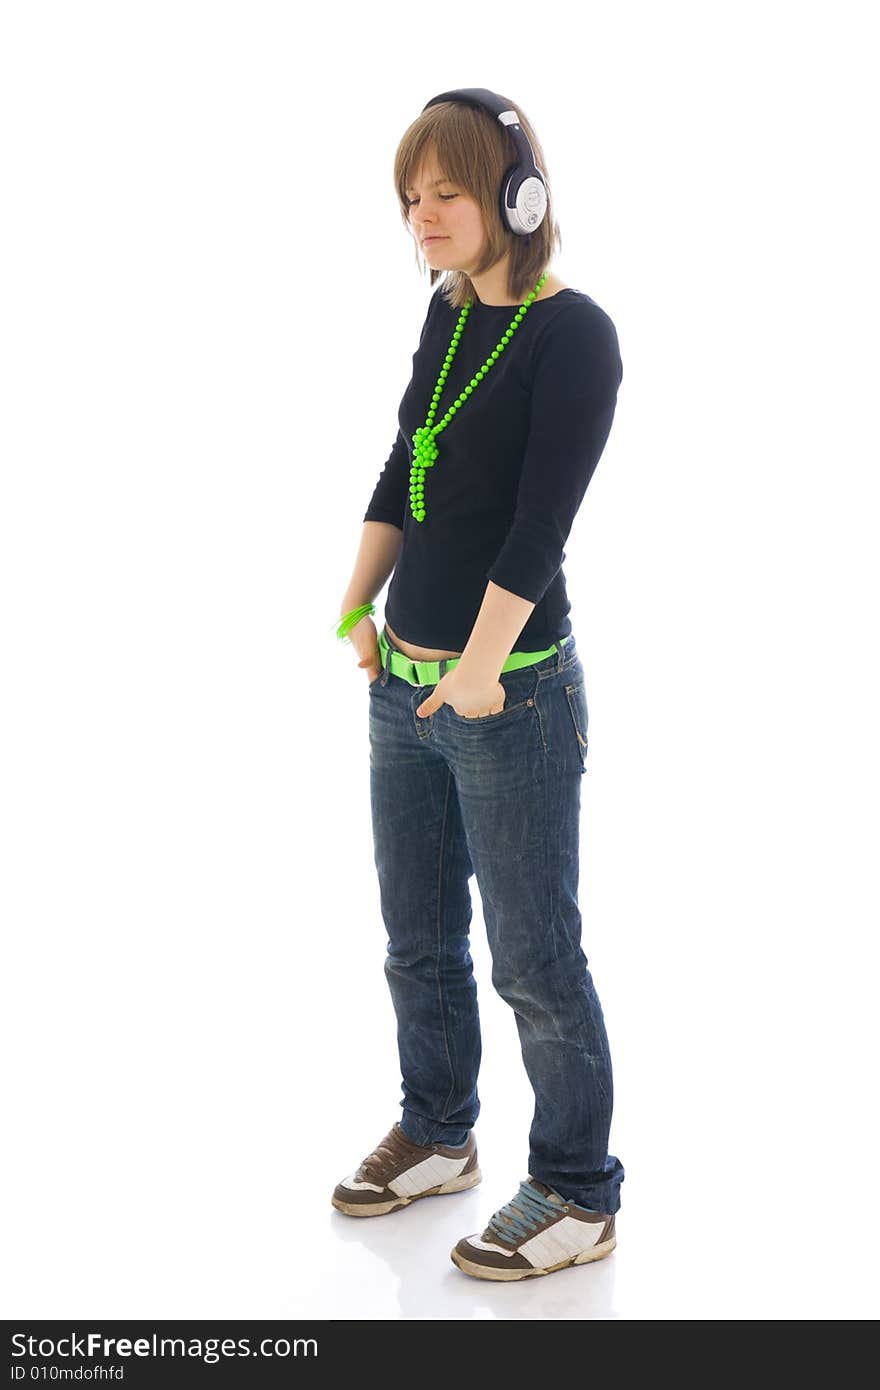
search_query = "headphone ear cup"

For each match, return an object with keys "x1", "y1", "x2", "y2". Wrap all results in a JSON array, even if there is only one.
[{"x1": 501, "y1": 171, "x2": 548, "y2": 234}]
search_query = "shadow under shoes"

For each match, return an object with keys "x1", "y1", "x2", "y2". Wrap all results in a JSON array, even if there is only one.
[{"x1": 332, "y1": 1122, "x2": 481, "y2": 1217}]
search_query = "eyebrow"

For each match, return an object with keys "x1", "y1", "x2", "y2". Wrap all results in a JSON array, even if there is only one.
[{"x1": 405, "y1": 178, "x2": 453, "y2": 192}]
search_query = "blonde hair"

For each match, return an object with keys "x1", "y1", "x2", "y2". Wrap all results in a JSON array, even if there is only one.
[{"x1": 393, "y1": 95, "x2": 563, "y2": 311}]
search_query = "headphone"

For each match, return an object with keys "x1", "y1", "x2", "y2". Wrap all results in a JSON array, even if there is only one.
[{"x1": 420, "y1": 88, "x2": 548, "y2": 237}]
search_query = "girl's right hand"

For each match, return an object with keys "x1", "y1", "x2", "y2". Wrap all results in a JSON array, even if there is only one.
[{"x1": 348, "y1": 614, "x2": 381, "y2": 685}]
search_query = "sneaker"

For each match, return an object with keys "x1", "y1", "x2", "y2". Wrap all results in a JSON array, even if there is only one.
[
  {"x1": 451, "y1": 1176, "x2": 616, "y2": 1280},
  {"x1": 331, "y1": 1121, "x2": 482, "y2": 1217}
]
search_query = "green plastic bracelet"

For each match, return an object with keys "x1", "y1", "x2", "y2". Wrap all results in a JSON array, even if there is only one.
[{"x1": 334, "y1": 602, "x2": 376, "y2": 643}]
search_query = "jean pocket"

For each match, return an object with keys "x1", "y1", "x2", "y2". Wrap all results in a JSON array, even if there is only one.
[
  {"x1": 447, "y1": 696, "x2": 532, "y2": 725},
  {"x1": 564, "y1": 679, "x2": 589, "y2": 770},
  {"x1": 446, "y1": 666, "x2": 539, "y2": 725}
]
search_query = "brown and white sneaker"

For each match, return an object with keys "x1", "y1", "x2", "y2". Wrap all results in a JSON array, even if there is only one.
[
  {"x1": 332, "y1": 1121, "x2": 481, "y2": 1217},
  {"x1": 451, "y1": 1176, "x2": 616, "y2": 1281}
]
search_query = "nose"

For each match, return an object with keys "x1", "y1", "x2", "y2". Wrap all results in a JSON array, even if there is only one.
[{"x1": 412, "y1": 198, "x2": 445, "y2": 237}]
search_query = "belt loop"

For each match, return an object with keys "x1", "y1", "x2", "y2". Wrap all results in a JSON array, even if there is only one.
[
  {"x1": 554, "y1": 639, "x2": 565, "y2": 672},
  {"x1": 438, "y1": 658, "x2": 448, "y2": 680},
  {"x1": 381, "y1": 627, "x2": 393, "y2": 685}
]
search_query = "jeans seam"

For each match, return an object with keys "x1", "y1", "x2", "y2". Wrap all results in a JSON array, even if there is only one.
[
  {"x1": 537, "y1": 656, "x2": 580, "y2": 682},
  {"x1": 436, "y1": 767, "x2": 458, "y2": 1125},
  {"x1": 541, "y1": 716, "x2": 559, "y2": 963}
]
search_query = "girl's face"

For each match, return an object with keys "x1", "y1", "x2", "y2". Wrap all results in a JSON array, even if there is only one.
[{"x1": 405, "y1": 158, "x2": 486, "y2": 273}]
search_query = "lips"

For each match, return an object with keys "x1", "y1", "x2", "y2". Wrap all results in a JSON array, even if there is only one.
[{"x1": 423, "y1": 236, "x2": 447, "y2": 244}]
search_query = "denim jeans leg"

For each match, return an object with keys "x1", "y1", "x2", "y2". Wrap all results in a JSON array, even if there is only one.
[
  {"x1": 432, "y1": 637, "x2": 625, "y2": 1214},
  {"x1": 368, "y1": 660, "x2": 481, "y2": 1148}
]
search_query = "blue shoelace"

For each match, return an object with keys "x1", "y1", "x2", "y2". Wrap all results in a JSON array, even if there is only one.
[{"x1": 488, "y1": 1180, "x2": 565, "y2": 1247}]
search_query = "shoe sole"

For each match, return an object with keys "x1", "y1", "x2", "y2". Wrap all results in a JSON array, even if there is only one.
[
  {"x1": 450, "y1": 1234, "x2": 616, "y2": 1281},
  {"x1": 332, "y1": 1165, "x2": 483, "y2": 1217}
]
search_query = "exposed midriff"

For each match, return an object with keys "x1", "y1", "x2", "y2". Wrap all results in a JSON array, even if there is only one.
[{"x1": 383, "y1": 620, "x2": 463, "y2": 662}]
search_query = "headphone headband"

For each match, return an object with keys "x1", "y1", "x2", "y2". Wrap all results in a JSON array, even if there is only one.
[{"x1": 420, "y1": 87, "x2": 548, "y2": 236}]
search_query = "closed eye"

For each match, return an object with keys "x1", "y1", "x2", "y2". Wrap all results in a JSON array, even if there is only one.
[{"x1": 406, "y1": 194, "x2": 457, "y2": 207}]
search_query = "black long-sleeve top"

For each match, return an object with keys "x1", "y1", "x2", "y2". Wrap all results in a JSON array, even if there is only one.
[{"x1": 363, "y1": 284, "x2": 623, "y2": 651}]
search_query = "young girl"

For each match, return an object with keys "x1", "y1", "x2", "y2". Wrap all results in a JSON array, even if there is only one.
[{"x1": 333, "y1": 89, "x2": 625, "y2": 1282}]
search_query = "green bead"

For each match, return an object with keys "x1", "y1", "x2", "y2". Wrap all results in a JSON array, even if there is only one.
[{"x1": 409, "y1": 271, "x2": 549, "y2": 524}]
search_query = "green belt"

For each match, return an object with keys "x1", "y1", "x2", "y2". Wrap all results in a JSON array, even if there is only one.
[{"x1": 377, "y1": 625, "x2": 572, "y2": 688}]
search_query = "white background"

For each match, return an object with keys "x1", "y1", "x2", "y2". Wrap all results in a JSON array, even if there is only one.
[{"x1": 2, "y1": 0, "x2": 878, "y2": 1321}]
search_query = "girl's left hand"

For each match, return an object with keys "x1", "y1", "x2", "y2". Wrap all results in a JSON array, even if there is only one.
[{"x1": 416, "y1": 669, "x2": 506, "y2": 720}]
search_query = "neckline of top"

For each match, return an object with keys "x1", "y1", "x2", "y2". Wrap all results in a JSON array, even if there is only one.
[{"x1": 469, "y1": 288, "x2": 580, "y2": 311}]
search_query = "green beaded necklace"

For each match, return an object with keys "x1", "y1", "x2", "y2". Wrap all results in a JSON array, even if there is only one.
[{"x1": 409, "y1": 269, "x2": 550, "y2": 523}]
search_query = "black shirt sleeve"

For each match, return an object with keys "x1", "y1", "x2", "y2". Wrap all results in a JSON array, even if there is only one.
[
  {"x1": 485, "y1": 302, "x2": 623, "y2": 605},
  {"x1": 362, "y1": 426, "x2": 409, "y2": 530},
  {"x1": 362, "y1": 293, "x2": 441, "y2": 531}
]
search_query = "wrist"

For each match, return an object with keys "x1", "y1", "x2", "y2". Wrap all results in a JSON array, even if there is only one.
[
  {"x1": 340, "y1": 596, "x2": 372, "y2": 620},
  {"x1": 456, "y1": 652, "x2": 503, "y2": 684},
  {"x1": 336, "y1": 599, "x2": 376, "y2": 644}
]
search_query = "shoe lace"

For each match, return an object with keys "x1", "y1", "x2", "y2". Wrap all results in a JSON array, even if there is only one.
[
  {"x1": 358, "y1": 1125, "x2": 413, "y2": 1180},
  {"x1": 488, "y1": 1180, "x2": 564, "y2": 1247}
]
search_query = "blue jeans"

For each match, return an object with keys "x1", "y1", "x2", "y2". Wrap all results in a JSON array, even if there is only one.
[{"x1": 367, "y1": 625, "x2": 625, "y2": 1215}]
